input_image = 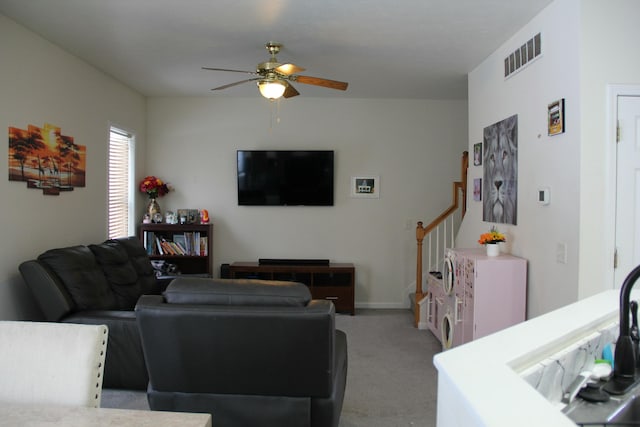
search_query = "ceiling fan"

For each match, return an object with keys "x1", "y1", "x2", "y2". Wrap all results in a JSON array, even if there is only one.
[{"x1": 202, "y1": 42, "x2": 348, "y2": 100}]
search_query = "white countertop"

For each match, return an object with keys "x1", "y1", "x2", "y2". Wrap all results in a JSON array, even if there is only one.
[
  {"x1": 0, "y1": 404, "x2": 212, "y2": 427},
  {"x1": 433, "y1": 289, "x2": 633, "y2": 427}
]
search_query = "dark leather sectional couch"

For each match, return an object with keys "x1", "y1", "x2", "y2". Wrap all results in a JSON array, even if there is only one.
[
  {"x1": 19, "y1": 236, "x2": 156, "y2": 390},
  {"x1": 18, "y1": 237, "x2": 348, "y2": 426}
]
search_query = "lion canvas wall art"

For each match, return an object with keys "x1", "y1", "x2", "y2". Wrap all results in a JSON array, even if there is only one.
[{"x1": 483, "y1": 114, "x2": 518, "y2": 225}]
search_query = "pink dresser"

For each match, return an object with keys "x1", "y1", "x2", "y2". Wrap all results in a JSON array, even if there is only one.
[{"x1": 426, "y1": 248, "x2": 527, "y2": 350}]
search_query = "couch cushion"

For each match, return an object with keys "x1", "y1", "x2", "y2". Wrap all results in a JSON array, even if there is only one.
[
  {"x1": 110, "y1": 236, "x2": 157, "y2": 295},
  {"x1": 164, "y1": 277, "x2": 311, "y2": 306},
  {"x1": 89, "y1": 241, "x2": 142, "y2": 310},
  {"x1": 37, "y1": 246, "x2": 118, "y2": 311}
]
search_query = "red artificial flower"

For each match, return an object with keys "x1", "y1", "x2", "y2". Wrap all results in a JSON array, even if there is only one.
[{"x1": 139, "y1": 175, "x2": 171, "y2": 198}]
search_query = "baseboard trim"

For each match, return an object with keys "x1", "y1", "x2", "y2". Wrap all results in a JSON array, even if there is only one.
[
  {"x1": 417, "y1": 321, "x2": 429, "y2": 330},
  {"x1": 354, "y1": 302, "x2": 410, "y2": 310}
]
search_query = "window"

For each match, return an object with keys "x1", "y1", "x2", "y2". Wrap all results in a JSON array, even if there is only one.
[{"x1": 108, "y1": 127, "x2": 134, "y2": 239}]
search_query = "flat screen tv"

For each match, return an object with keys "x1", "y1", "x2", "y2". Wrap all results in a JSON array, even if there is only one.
[{"x1": 237, "y1": 150, "x2": 334, "y2": 206}]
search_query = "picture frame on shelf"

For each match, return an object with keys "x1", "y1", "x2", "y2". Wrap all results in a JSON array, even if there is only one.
[
  {"x1": 177, "y1": 209, "x2": 200, "y2": 224},
  {"x1": 188, "y1": 209, "x2": 199, "y2": 224},
  {"x1": 351, "y1": 176, "x2": 380, "y2": 198}
]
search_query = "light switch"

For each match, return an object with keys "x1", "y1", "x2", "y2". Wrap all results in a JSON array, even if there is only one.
[{"x1": 538, "y1": 187, "x2": 550, "y2": 205}]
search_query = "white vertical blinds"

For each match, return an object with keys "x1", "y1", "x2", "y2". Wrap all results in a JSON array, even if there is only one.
[{"x1": 108, "y1": 128, "x2": 133, "y2": 239}]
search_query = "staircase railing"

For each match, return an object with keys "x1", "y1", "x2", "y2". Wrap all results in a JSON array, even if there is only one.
[{"x1": 414, "y1": 151, "x2": 468, "y2": 327}]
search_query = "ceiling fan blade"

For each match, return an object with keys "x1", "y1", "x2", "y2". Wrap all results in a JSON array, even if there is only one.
[
  {"x1": 293, "y1": 75, "x2": 348, "y2": 91},
  {"x1": 202, "y1": 67, "x2": 258, "y2": 76},
  {"x1": 283, "y1": 82, "x2": 300, "y2": 98},
  {"x1": 276, "y1": 63, "x2": 306, "y2": 76},
  {"x1": 211, "y1": 78, "x2": 260, "y2": 91}
]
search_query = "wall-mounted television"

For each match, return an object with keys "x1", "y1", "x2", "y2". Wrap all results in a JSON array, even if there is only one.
[{"x1": 237, "y1": 150, "x2": 334, "y2": 206}]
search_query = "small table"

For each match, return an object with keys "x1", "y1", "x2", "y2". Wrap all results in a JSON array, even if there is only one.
[{"x1": 0, "y1": 404, "x2": 212, "y2": 427}]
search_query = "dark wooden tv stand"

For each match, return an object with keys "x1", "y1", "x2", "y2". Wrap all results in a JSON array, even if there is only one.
[{"x1": 229, "y1": 262, "x2": 355, "y2": 315}]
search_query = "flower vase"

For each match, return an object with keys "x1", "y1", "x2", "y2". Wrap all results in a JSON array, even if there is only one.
[
  {"x1": 147, "y1": 198, "x2": 161, "y2": 220},
  {"x1": 486, "y1": 243, "x2": 499, "y2": 257}
]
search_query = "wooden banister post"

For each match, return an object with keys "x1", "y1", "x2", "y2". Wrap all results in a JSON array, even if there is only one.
[
  {"x1": 415, "y1": 221, "x2": 426, "y2": 327},
  {"x1": 461, "y1": 151, "x2": 468, "y2": 216}
]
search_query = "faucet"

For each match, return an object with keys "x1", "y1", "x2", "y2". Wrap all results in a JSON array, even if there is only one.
[{"x1": 604, "y1": 264, "x2": 640, "y2": 395}]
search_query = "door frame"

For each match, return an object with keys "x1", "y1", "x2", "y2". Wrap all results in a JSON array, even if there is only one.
[{"x1": 606, "y1": 85, "x2": 640, "y2": 288}]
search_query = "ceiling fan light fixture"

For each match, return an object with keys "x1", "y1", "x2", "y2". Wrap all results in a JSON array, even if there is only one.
[
  {"x1": 204, "y1": 41, "x2": 348, "y2": 99},
  {"x1": 258, "y1": 79, "x2": 286, "y2": 99}
]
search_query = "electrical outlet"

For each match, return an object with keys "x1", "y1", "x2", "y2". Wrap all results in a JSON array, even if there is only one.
[{"x1": 556, "y1": 242, "x2": 567, "y2": 264}]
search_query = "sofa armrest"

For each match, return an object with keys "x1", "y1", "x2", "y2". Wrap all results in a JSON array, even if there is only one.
[
  {"x1": 64, "y1": 311, "x2": 148, "y2": 390},
  {"x1": 19, "y1": 260, "x2": 74, "y2": 321}
]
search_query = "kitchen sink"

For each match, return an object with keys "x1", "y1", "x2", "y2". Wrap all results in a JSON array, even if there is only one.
[
  {"x1": 607, "y1": 394, "x2": 640, "y2": 424},
  {"x1": 563, "y1": 381, "x2": 640, "y2": 426},
  {"x1": 565, "y1": 268, "x2": 640, "y2": 426}
]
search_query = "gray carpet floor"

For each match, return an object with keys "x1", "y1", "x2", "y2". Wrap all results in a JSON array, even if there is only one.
[{"x1": 101, "y1": 309, "x2": 442, "y2": 427}]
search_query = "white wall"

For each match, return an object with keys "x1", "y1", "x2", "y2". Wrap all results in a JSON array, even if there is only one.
[
  {"x1": 461, "y1": 0, "x2": 582, "y2": 317},
  {"x1": 462, "y1": 0, "x2": 640, "y2": 318},
  {"x1": 146, "y1": 96, "x2": 467, "y2": 307},
  {"x1": 0, "y1": 15, "x2": 147, "y2": 319},
  {"x1": 578, "y1": 0, "x2": 640, "y2": 298},
  {"x1": 0, "y1": 11, "x2": 467, "y2": 316}
]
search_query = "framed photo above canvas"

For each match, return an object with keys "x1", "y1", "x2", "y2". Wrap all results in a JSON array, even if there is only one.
[{"x1": 548, "y1": 98, "x2": 565, "y2": 136}]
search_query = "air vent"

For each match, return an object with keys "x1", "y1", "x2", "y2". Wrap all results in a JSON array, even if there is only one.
[{"x1": 504, "y1": 32, "x2": 541, "y2": 79}]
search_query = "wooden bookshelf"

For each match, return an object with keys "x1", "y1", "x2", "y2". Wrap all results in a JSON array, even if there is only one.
[{"x1": 138, "y1": 223, "x2": 213, "y2": 276}]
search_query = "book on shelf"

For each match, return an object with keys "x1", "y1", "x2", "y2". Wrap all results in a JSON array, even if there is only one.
[
  {"x1": 142, "y1": 229, "x2": 208, "y2": 257},
  {"x1": 160, "y1": 239, "x2": 176, "y2": 255},
  {"x1": 200, "y1": 236, "x2": 208, "y2": 256},
  {"x1": 155, "y1": 236, "x2": 164, "y2": 255},
  {"x1": 183, "y1": 231, "x2": 203, "y2": 256},
  {"x1": 169, "y1": 241, "x2": 185, "y2": 255},
  {"x1": 174, "y1": 241, "x2": 187, "y2": 255},
  {"x1": 173, "y1": 234, "x2": 187, "y2": 254},
  {"x1": 143, "y1": 231, "x2": 154, "y2": 255}
]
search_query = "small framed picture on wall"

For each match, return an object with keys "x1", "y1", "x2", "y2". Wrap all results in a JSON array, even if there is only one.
[
  {"x1": 473, "y1": 178, "x2": 482, "y2": 201},
  {"x1": 473, "y1": 142, "x2": 482, "y2": 166},
  {"x1": 548, "y1": 98, "x2": 565, "y2": 136},
  {"x1": 351, "y1": 176, "x2": 380, "y2": 198}
]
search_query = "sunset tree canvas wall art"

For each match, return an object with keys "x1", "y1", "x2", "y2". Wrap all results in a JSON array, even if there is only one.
[{"x1": 8, "y1": 123, "x2": 86, "y2": 195}]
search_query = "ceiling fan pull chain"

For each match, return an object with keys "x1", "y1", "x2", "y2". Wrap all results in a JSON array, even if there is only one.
[{"x1": 276, "y1": 99, "x2": 281, "y2": 124}]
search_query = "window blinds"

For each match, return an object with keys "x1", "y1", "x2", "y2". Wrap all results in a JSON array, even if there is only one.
[{"x1": 108, "y1": 128, "x2": 132, "y2": 239}]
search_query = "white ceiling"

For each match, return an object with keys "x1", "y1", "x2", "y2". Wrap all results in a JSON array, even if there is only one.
[{"x1": 0, "y1": 0, "x2": 552, "y2": 99}]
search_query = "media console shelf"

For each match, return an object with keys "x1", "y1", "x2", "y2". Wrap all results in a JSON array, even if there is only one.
[{"x1": 229, "y1": 262, "x2": 355, "y2": 315}]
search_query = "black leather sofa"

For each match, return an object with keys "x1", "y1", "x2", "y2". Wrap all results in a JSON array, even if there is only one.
[
  {"x1": 19, "y1": 236, "x2": 157, "y2": 390},
  {"x1": 135, "y1": 277, "x2": 348, "y2": 427}
]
